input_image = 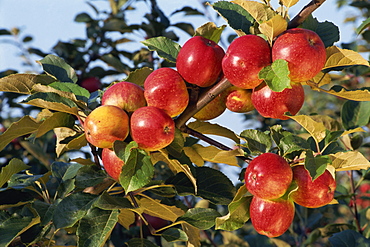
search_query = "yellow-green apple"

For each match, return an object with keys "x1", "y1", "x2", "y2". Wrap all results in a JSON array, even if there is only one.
[
  {"x1": 130, "y1": 106, "x2": 175, "y2": 151},
  {"x1": 102, "y1": 81, "x2": 146, "y2": 113},
  {"x1": 225, "y1": 87, "x2": 255, "y2": 113},
  {"x1": 251, "y1": 82, "x2": 304, "y2": 120},
  {"x1": 84, "y1": 105, "x2": 129, "y2": 148},
  {"x1": 176, "y1": 36, "x2": 225, "y2": 87},
  {"x1": 79, "y1": 77, "x2": 102, "y2": 93},
  {"x1": 193, "y1": 91, "x2": 227, "y2": 120},
  {"x1": 245, "y1": 153, "x2": 293, "y2": 199},
  {"x1": 272, "y1": 28, "x2": 326, "y2": 82},
  {"x1": 250, "y1": 196, "x2": 295, "y2": 238},
  {"x1": 290, "y1": 165, "x2": 336, "y2": 208},
  {"x1": 144, "y1": 68, "x2": 189, "y2": 117},
  {"x1": 222, "y1": 35, "x2": 271, "y2": 89},
  {"x1": 102, "y1": 148, "x2": 124, "y2": 181}
]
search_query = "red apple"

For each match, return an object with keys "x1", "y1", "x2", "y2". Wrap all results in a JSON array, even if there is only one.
[
  {"x1": 144, "y1": 68, "x2": 189, "y2": 117},
  {"x1": 79, "y1": 77, "x2": 102, "y2": 93},
  {"x1": 193, "y1": 91, "x2": 227, "y2": 120},
  {"x1": 251, "y1": 82, "x2": 304, "y2": 120},
  {"x1": 272, "y1": 28, "x2": 326, "y2": 82},
  {"x1": 102, "y1": 148, "x2": 124, "y2": 181},
  {"x1": 225, "y1": 87, "x2": 255, "y2": 113},
  {"x1": 130, "y1": 106, "x2": 175, "y2": 151},
  {"x1": 290, "y1": 165, "x2": 336, "y2": 208},
  {"x1": 84, "y1": 105, "x2": 129, "y2": 148},
  {"x1": 176, "y1": 36, "x2": 225, "y2": 87},
  {"x1": 222, "y1": 35, "x2": 271, "y2": 89},
  {"x1": 250, "y1": 196, "x2": 295, "y2": 238},
  {"x1": 245, "y1": 153, "x2": 292, "y2": 200},
  {"x1": 102, "y1": 81, "x2": 146, "y2": 113}
]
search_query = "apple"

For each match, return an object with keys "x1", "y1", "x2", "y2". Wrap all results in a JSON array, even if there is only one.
[
  {"x1": 251, "y1": 82, "x2": 305, "y2": 120},
  {"x1": 79, "y1": 77, "x2": 102, "y2": 93},
  {"x1": 193, "y1": 91, "x2": 227, "y2": 120},
  {"x1": 272, "y1": 28, "x2": 327, "y2": 82},
  {"x1": 84, "y1": 105, "x2": 129, "y2": 148},
  {"x1": 245, "y1": 153, "x2": 292, "y2": 200},
  {"x1": 130, "y1": 106, "x2": 175, "y2": 151},
  {"x1": 250, "y1": 196, "x2": 295, "y2": 238},
  {"x1": 102, "y1": 81, "x2": 146, "y2": 113},
  {"x1": 176, "y1": 36, "x2": 225, "y2": 87},
  {"x1": 222, "y1": 35, "x2": 271, "y2": 89},
  {"x1": 144, "y1": 68, "x2": 189, "y2": 117},
  {"x1": 225, "y1": 87, "x2": 255, "y2": 113},
  {"x1": 102, "y1": 148, "x2": 124, "y2": 181},
  {"x1": 290, "y1": 165, "x2": 336, "y2": 208}
]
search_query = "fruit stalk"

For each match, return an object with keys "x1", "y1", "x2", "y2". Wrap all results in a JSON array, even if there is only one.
[{"x1": 288, "y1": 0, "x2": 327, "y2": 29}]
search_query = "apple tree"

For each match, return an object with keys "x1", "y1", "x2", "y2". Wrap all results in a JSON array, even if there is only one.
[{"x1": 1, "y1": 0, "x2": 370, "y2": 246}]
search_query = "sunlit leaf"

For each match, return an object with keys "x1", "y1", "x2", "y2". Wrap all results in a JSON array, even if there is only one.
[
  {"x1": 0, "y1": 74, "x2": 55, "y2": 94},
  {"x1": 329, "y1": 151, "x2": 370, "y2": 171},
  {"x1": 33, "y1": 112, "x2": 75, "y2": 138},
  {"x1": 139, "y1": 196, "x2": 185, "y2": 222},
  {"x1": 259, "y1": 15, "x2": 287, "y2": 44},
  {"x1": 232, "y1": 0, "x2": 275, "y2": 23},
  {"x1": 309, "y1": 85, "x2": 370, "y2": 101},
  {"x1": 188, "y1": 120, "x2": 240, "y2": 144},
  {"x1": 307, "y1": 71, "x2": 331, "y2": 87},
  {"x1": 37, "y1": 54, "x2": 78, "y2": 83},
  {"x1": 77, "y1": 208, "x2": 119, "y2": 247},
  {"x1": 123, "y1": 67, "x2": 153, "y2": 86},
  {"x1": 49, "y1": 81, "x2": 90, "y2": 102},
  {"x1": 178, "y1": 208, "x2": 221, "y2": 230},
  {"x1": 323, "y1": 46, "x2": 369, "y2": 71},
  {"x1": 239, "y1": 129, "x2": 272, "y2": 154},
  {"x1": 191, "y1": 144, "x2": 244, "y2": 166},
  {"x1": 288, "y1": 115, "x2": 327, "y2": 144},
  {"x1": 141, "y1": 36, "x2": 181, "y2": 63},
  {"x1": 54, "y1": 127, "x2": 87, "y2": 157},
  {"x1": 281, "y1": 0, "x2": 299, "y2": 7},
  {"x1": 117, "y1": 209, "x2": 136, "y2": 230},
  {"x1": 183, "y1": 146, "x2": 204, "y2": 167},
  {"x1": 0, "y1": 158, "x2": 30, "y2": 188},
  {"x1": 259, "y1": 59, "x2": 291, "y2": 92},
  {"x1": 194, "y1": 22, "x2": 226, "y2": 43}
]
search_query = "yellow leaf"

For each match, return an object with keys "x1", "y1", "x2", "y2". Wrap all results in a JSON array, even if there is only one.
[
  {"x1": 181, "y1": 222, "x2": 201, "y2": 247},
  {"x1": 280, "y1": 0, "x2": 299, "y2": 7},
  {"x1": 0, "y1": 74, "x2": 55, "y2": 94},
  {"x1": 183, "y1": 146, "x2": 204, "y2": 167},
  {"x1": 187, "y1": 121, "x2": 240, "y2": 144},
  {"x1": 117, "y1": 209, "x2": 136, "y2": 229},
  {"x1": 191, "y1": 144, "x2": 244, "y2": 166},
  {"x1": 259, "y1": 15, "x2": 287, "y2": 44},
  {"x1": 308, "y1": 84, "x2": 370, "y2": 101},
  {"x1": 288, "y1": 115, "x2": 327, "y2": 143},
  {"x1": 341, "y1": 127, "x2": 366, "y2": 137},
  {"x1": 306, "y1": 72, "x2": 331, "y2": 87},
  {"x1": 323, "y1": 46, "x2": 369, "y2": 70},
  {"x1": 138, "y1": 196, "x2": 185, "y2": 222},
  {"x1": 232, "y1": 0, "x2": 275, "y2": 23},
  {"x1": 330, "y1": 151, "x2": 370, "y2": 171}
]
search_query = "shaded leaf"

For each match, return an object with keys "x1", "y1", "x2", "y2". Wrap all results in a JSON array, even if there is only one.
[
  {"x1": 188, "y1": 121, "x2": 240, "y2": 144},
  {"x1": 178, "y1": 208, "x2": 221, "y2": 230},
  {"x1": 117, "y1": 209, "x2": 136, "y2": 230},
  {"x1": 181, "y1": 222, "x2": 200, "y2": 247},
  {"x1": 279, "y1": 134, "x2": 311, "y2": 156},
  {"x1": 100, "y1": 54, "x2": 129, "y2": 73},
  {"x1": 342, "y1": 101, "x2": 370, "y2": 130},
  {"x1": 33, "y1": 112, "x2": 75, "y2": 138},
  {"x1": 0, "y1": 74, "x2": 55, "y2": 94},
  {"x1": 124, "y1": 67, "x2": 153, "y2": 86},
  {"x1": 37, "y1": 54, "x2": 78, "y2": 83},
  {"x1": 94, "y1": 192, "x2": 134, "y2": 210},
  {"x1": 330, "y1": 151, "x2": 370, "y2": 171},
  {"x1": 329, "y1": 229, "x2": 370, "y2": 246},
  {"x1": 126, "y1": 238, "x2": 159, "y2": 247},
  {"x1": 0, "y1": 158, "x2": 30, "y2": 188},
  {"x1": 191, "y1": 144, "x2": 244, "y2": 166},
  {"x1": 194, "y1": 22, "x2": 226, "y2": 43},
  {"x1": 239, "y1": 129, "x2": 272, "y2": 154},
  {"x1": 356, "y1": 17, "x2": 370, "y2": 34},
  {"x1": 259, "y1": 59, "x2": 291, "y2": 92},
  {"x1": 75, "y1": 12, "x2": 93, "y2": 23},
  {"x1": 304, "y1": 151, "x2": 331, "y2": 180},
  {"x1": 161, "y1": 228, "x2": 188, "y2": 242},
  {"x1": 323, "y1": 46, "x2": 369, "y2": 71},
  {"x1": 75, "y1": 165, "x2": 107, "y2": 188},
  {"x1": 173, "y1": 22, "x2": 195, "y2": 36},
  {"x1": 141, "y1": 37, "x2": 181, "y2": 63}
]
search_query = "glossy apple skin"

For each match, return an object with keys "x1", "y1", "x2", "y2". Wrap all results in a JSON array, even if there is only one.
[
  {"x1": 245, "y1": 153, "x2": 293, "y2": 199},
  {"x1": 102, "y1": 81, "x2": 146, "y2": 113},
  {"x1": 79, "y1": 77, "x2": 102, "y2": 93},
  {"x1": 290, "y1": 165, "x2": 336, "y2": 208},
  {"x1": 193, "y1": 91, "x2": 227, "y2": 120},
  {"x1": 84, "y1": 105, "x2": 129, "y2": 148},
  {"x1": 130, "y1": 106, "x2": 175, "y2": 151},
  {"x1": 102, "y1": 148, "x2": 124, "y2": 181},
  {"x1": 251, "y1": 83, "x2": 305, "y2": 120},
  {"x1": 225, "y1": 87, "x2": 255, "y2": 113},
  {"x1": 222, "y1": 35, "x2": 271, "y2": 89},
  {"x1": 272, "y1": 28, "x2": 326, "y2": 82},
  {"x1": 176, "y1": 36, "x2": 225, "y2": 87},
  {"x1": 250, "y1": 196, "x2": 295, "y2": 238},
  {"x1": 144, "y1": 68, "x2": 189, "y2": 117}
]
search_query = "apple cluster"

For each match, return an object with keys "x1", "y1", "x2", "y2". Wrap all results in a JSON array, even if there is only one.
[{"x1": 244, "y1": 153, "x2": 337, "y2": 237}]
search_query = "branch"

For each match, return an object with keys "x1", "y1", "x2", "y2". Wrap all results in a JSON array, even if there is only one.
[{"x1": 287, "y1": 0, "x2": 326, "y2": 29}]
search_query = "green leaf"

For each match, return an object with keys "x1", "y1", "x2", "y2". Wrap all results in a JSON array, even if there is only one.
[
  {"x1": 357, "y1": 17, "x2": 370, "y2": 34},
  {"x1": 0, "y1": 158, "x2": 30, "y2": 188},
  {"x1": 77, "y1": 208, "x2": 119, "y2": 247},
  {"x1": 119, "y1": 144, "x2": 154, "y2": 193},
  {"x1": 161, "y1": 228, "x2": 188, "y2": 242},
  {"x1": 124, "y1": 67, "x2": 153, "y2": 86},
  {"x1": 279, "y1": 134, "x2": 311, "y2": 156},
  {"x1": 126, "y1": 238, "x2": 159, "y2": 247},
  {"x1": 210, "y1": 1, "x2": 253, "y2": 36},
  {"x1": 239, "y1": 129, "x2": 272, "y2": 154},
  {"x1": 0, "y1": 74, "x2": 55, "y2": 94},
  {"x1": 0, "y1": 116, "x2": 40, "y2": 152},
  {"x1": 188, "y1": 120, "x2": 240, "y2": 144},
  {"x1": 75, "y1": 12, "x2": 93, "y2": 23},
  {"x1": 194, "y1": 22, "x2": 226, "y2": 43},
  {"x1": 49, "y1": 82, "x2": 90, "y2": 102},
  {"x1": 304, "y1": 151, "x2": 330, "y2": 180},
  {"x1": 21, "y1": 92, "x2": 79, "y2": 115},
  {"x1": 329, "y1": 229, "x2": 370, "y2": 246},
  {"x1": 94, "y1": 192, "x2": 134, "y2": 210},
  {"x1": 75, "y1": 165, "x2": 107, "y2": 188},
  {"x1": 53, "y1": 192, "x2": 98, "y2": 229},
  {"x1": 302, "y1": 16, "x2": 340, "y2": 47},
  {"x1": 216, "y1": 186, "x2": 252, "y2": 231},
  {"x1": 141, "y1": 36, "x2": 181, "y2": 63},
  {"x1": 37, "y1": 54, "x2": 78, "y2": 83},
  {"x1": 178, "y1": 208, "x2": 221, "y2": 230},
  {"x1": 259, "y1": 59, "x2": 291, "y2": 92},
  {"x1": 100, "y1": 54, "x2": 129, "y2": 73},
  {"x1": 341, "y1": 101, "x2": 370, "y2": 130},
  {"x1": 33, "y1": 112, "x2": 75, "y2": 138}
]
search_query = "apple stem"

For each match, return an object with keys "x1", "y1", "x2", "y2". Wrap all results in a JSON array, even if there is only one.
[{"x1": 287, "y1": 0, "x2": 327, "y2": 29}]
